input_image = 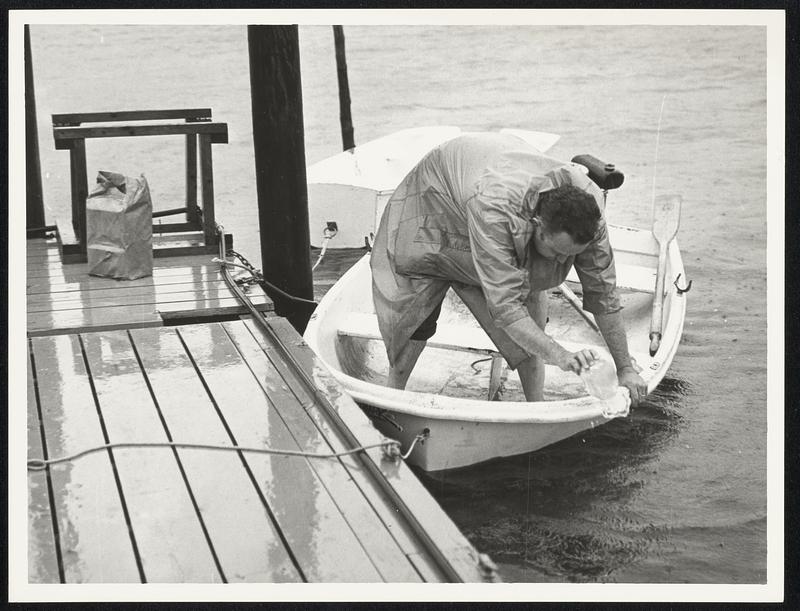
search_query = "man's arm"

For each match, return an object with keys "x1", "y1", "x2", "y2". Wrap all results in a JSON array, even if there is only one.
[{"x1": 594, "y1": 310, "x2": 648, "y2": 406}]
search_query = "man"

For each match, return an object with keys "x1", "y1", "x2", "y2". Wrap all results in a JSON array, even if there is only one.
[{"x1": 370, "y1": 132, "x2": 647, "y2": 405}]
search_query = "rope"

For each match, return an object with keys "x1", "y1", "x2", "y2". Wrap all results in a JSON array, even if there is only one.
[
  {"x1": 400, "y1": 431, "x2": 429, "y2": 460},
  {"x1": 312, "y1": 227, "x2": 338, "y2": 271},
  {"x1": 470, "y1": 356, "x2": 493, "y2": 372},
  {"x1": 28, "y1": 439, "x2": 403, "y2": 471}
]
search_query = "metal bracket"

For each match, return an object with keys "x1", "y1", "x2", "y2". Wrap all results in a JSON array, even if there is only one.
[
  {"x1": 363, "y1": 405, "x2": 404, "y2": 433},
  {"x1": 673, "y1": 273, "x2": 693, "y2": 295}
]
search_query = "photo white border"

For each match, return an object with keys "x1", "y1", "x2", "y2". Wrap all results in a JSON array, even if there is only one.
[{"x1": 7, "y1": 7, "x2": 785, "y2": 603}]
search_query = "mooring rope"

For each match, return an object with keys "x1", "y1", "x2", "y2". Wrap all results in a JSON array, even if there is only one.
[
  {"x1": 312, "y1": 226, "x2": 338, "y2": 271},
  {"x1": 28, "y1": 438, "x2": 408, "y2": 472}
]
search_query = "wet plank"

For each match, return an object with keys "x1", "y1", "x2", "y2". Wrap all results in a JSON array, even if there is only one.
[
  {"x1": 27, "y1": 285, "x2": 260, "y2": 313},
  {"x1": 30, "y1": 334, "x2": 140, "y2": 583},
  {"x1": 262, "y1": 317, "x2": 488, "y2": 583},
  {"x1": 26, "y1": 259, "x2": 222, "y2": 282},
  {"x1": 212, "y1": 321, "x2": 388, "y2": 582},
  {"x1": 27, "y1": 238, "x2": 274, "y2": 337},
  {"x1": 26, "y1": 348, "x2": 61, "y2": 584},
  {"x1": 26, "y1": 267, "x2": 222, "y2": 294},
  {"x1": 128, "y1": 327, "x2": 301, "y2": 583},
  {"x1": 27, "y1": 279, "x2": 233, "y2": 306},
  {"x1": 237, "y1": 318, "x2": 438, "y2": 581},
  {"x1": 80, "y1": 330, "x2": 222, "y2": 582},
  {"x1": 25, "y1": 238, "x2": 223, "y2": 281},
  {"x1": 27, "y1": 304, "x2": 163, "y2": 337},
  {"x1": 156, "y1": 295, "x2": 271, "y2": 317},
  {"x1": 27, "y1": 296, "x2": 272, "y2": 337}
]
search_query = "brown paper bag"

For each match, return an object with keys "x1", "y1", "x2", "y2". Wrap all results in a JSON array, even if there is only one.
[{"x1": 86, "y1": 171, "x2": 153, "y2": 280}]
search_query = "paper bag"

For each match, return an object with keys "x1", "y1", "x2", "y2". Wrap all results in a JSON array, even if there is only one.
[{"x1": 86, "y1": 171, "x2": 153, "y2": 280}]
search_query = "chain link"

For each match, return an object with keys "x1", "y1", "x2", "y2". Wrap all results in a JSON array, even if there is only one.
[{"x1": 224, "y1": 249, "x2": 265, "y2": 287}]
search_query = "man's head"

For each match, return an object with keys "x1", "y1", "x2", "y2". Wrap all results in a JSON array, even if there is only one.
[{"x1": 531, "y1": 184, "x2": 602, "y2": 262}]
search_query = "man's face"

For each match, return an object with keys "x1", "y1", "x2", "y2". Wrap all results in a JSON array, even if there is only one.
[{"x1": 532, "y1": 224, "x2": 589, "y2": 264}]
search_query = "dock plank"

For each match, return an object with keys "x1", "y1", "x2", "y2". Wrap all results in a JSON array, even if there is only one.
[
  {"x1": 236, "y1": 318, "x2": 439, "y2": 581},
  {"x1": 27, "y1": 285, "x2": 262, "y2": 313},
  {"x1": 206, "y1": 321, "x2": 388, "y2": 582},
  {"x1": 156, "y1": 295, "x2": 271, "y2": 317},
  {"x1": 26, "y1": 260, "x2": 222, "y2": 283},
  {"x1": 27, "y1": 304, "x2": 163, "y2": 337},
  {"x1": 30, "y1": 334, "x2": 140, "y2": 583},
  {"x1": 241, "y1": 317, "x2": 447, "y2": 581},
  {"x1": 128, "y1": 327, "x2": 302, "y2": 583},
  {"x1": 27, "y1": 296, "x2": 272, "y2": 337},
  {"x1": 27, "y1": 279, "x2": 233, "y2": 306},
  {"x1": 80, "y1": 330, "x2": 223, "y2": 582},
  {"x1": 26, "y1": 349, "x2": 61, "y2": 584},
  {"x1": 262, "y1": 317, "x2": 489, "y2": 583},
  {"x1": 26, "y1": 268, "x2": 223, "y2": 294}
]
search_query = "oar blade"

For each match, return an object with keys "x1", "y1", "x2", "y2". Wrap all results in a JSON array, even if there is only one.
[{"x1": 652, "y1": 193, "x2": 682, "y2": 245}]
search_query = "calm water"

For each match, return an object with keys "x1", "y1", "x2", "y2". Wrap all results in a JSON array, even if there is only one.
[{"x1": 29, "y1": 23, "x2": 769, "y2": 583}]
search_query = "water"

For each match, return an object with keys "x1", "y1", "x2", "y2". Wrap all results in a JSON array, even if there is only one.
[{"x1": 28, "y1": 23, "x2": 769, "y2": 583}]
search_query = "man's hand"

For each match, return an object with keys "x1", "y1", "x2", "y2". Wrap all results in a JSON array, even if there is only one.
[
  {"x1": 617, "y1": 365, "x2": 647, "y2": 407},
  {"x1": 554, "y1": 347, "x2": 599, "y2": 374}
]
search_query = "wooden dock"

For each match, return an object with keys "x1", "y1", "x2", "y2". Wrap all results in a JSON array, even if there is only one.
[
  {"x1": 26, "y1": 236, "x2": 494, "y2": 583},
  {"x1": 26, "y1": 236, "x2": 273, "y2": 337}
]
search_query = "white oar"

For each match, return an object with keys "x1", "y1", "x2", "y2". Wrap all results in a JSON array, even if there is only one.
[{"x1": 649, "y1": 193, "x2": 682, "y2": 356}]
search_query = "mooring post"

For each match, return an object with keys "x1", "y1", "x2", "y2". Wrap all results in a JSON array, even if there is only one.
[
  {"x1": 247, "y1": 25, "x2": 315, "y2": 333},
  {"x1": 333, "y1": 25, "x2": 355, "y2": 151},
  {"x1": 25, "y1": 24, "x2": 46, "y2": 237}
]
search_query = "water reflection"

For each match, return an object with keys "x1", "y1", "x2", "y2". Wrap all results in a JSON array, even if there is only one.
[
  {"x1": 416, "y1": 374, "x2": 691, "y2": 582},
  {"x1": 30, "y1": 333, "x2": 141, "y2": 582}
]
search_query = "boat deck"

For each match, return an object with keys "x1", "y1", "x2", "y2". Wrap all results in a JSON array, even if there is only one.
[{"x1": 25, "y1": 238, "x2": 490, "y2": 583}]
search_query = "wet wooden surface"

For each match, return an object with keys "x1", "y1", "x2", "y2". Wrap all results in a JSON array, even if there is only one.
[
  {"x1": 27, "y1": 237, "x2": 273, "y2": 337},
  {"x1": 261, "y1": 317, "x2": 487, "y2": 582},
  {"x1": 26, "y1": 319, "x2": 485, "y2": 583},
  {"x1": 26, "y1": 353, "x2": 60, "y2": 584},
  {"x1": 30, "y1": 334, "x2": 142, "y2": 582},
  {"x1": 26, "y1": 240, "x2": 489, "y2": 583}
]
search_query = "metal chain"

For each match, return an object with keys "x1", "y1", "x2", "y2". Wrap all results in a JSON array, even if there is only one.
[
  {"x1": 217, "y1": 246, "x2": 318, "y2": 307},
  {"x1": 226, "y1": 249, "x2": 264, "y2": 281}
]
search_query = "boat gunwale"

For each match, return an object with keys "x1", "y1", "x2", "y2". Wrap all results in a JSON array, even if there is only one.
[{"x1": 305, "y1": 223, "x2": 687, "y2": 424}]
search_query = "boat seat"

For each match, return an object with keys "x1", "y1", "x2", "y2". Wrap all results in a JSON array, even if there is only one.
[
  {"x1": 338, "y1": 312, "x2": 597, "y2": 357},
  {"x1": 338, "y1": 312, "x2": 500, "y2": 356}
]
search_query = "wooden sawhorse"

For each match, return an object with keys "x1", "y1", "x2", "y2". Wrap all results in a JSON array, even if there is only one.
[{"x1": 52, "y1": 108, "x2": 230, "y2": 263}]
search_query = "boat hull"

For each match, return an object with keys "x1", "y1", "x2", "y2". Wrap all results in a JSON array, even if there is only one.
[
  {"x1": 305, "y1": 223, "x2": 686, "y2": 472},
  {"x1": 365, "y1": 407, "x2": 610, "y2": 472},
  {"x1": 303, "y1": 127, "x2": 687, "y2": 471}
]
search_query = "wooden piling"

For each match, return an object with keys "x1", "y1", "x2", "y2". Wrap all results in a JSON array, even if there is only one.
[
  {"x1": 333, "y1": 26, "x2": 355, "y2": 151},
  {"x1": 25, "y1": 25, "x2": 46, "y2": 236},
  {"x1": 247, "y1": 25, "x2": 314, "y2": 333}
]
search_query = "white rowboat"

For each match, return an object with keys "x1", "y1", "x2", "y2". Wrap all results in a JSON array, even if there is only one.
[{"x1": 303, "y1": 128, "x2": 688, "y2": 471}]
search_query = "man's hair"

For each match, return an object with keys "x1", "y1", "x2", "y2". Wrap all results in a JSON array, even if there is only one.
[{"x1": 536, "y1": 184, "x2": 601, "y2": 245}]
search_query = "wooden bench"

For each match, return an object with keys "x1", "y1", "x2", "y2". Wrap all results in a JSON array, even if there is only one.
[
  {"x1": 338, "y1": 312, "x2": 602, "y2": 356},
  {"x1": 52, "y1": 108, "x2": 229, "y2": 263}
]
